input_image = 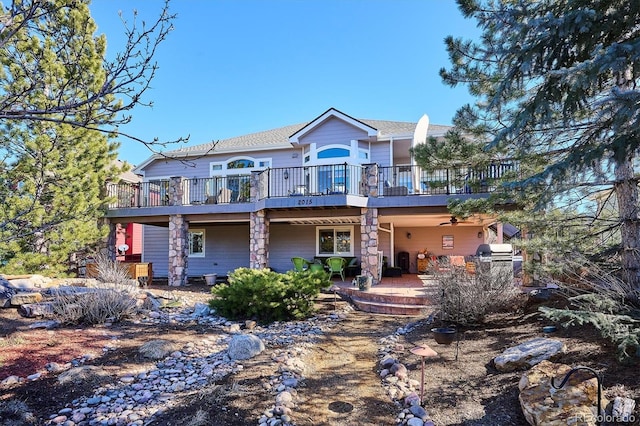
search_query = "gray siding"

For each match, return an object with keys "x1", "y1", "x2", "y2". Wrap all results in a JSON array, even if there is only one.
[
  {"x1": 268, "y1": 223, "x2": 362, "y2": 273},
  {"x1": 142, "y1": 224, "x2": 250, "y2": 277},
  {"x1": 298, "y1": 117, "x2": 369, "y2": 148},
  {"x1": 370, "y1": 141, "x2": 391, "y2": 166},
  {"x1": 142, "y1": 149, "x2": 300, "y2": 179},
  {"x1": 194, "y1": 224, "x2": 250, "y2": 276},
  {"x1": 142, "y1": 225, "x2": 169, "y2": 275}
]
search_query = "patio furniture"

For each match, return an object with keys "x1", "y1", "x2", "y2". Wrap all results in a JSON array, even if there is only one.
[
  {"x1": 217, "y1": 188, "x2": 233, "y2": 204},
  {"x1": 345, "y1": 257, "x2": 361, "y2": 277},
  {"x1": 291, "y1": 257, "x2": 311, "y2": 272},
  {"x1": 309, "y1": 262, "x2": 325, "y2": 273},
  {"x1": 326, "y1": 256, "x2": 346, "y2": 281}
]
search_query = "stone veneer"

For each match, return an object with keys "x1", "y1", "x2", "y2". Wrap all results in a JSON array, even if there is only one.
[
  {"x1": 168, "y1": 214, "x2": 188, "y2": 286},
  {"x1": 250, "y1": 210, "x2": 269, "y2": 269},
  {"x1": 363, "y1": 164, "x2": 379, "y2": 197},
  {"x1": 360, "y1": 207, "x2": 380, "y2": 284},
  {"x1": 168, "y1": 176, "x2": 184, "y2": 206}
]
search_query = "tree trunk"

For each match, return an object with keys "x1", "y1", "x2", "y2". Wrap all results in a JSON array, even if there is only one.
[{"x1": 614, "y1": 157, "x2": 640, "y2": 290}]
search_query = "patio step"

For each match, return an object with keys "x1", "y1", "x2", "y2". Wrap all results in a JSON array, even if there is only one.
[{"x1": 336, "y1": 287, "x2": 434, "y2": 316}]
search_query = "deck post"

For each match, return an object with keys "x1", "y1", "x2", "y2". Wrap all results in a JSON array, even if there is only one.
[
  {"x1": 169, "y1": 176, "x2": 184, "y2": 206},
  {"x1": 168, "y1": 214, "x2": 189, "y2": 286},
  {"x1": 250, "y1": 209, "x2": 269, "y2": 269},
  {"x1": 363, "y1": 163, "x2": 379, "y2": 197},
  {"x1": 360, "y1": 207, "x2": 380, "y2": 285}
]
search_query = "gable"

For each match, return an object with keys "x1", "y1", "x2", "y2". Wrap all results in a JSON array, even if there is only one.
[
  {"x1": 296, "y1": 116, "x2": 372, "y2": 147},
  {"x1": 289, "y1": 108, "x2": 378, "y2": 143}
]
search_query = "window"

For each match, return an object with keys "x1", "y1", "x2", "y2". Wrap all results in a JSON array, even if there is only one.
[
  {"x1": 317, "y1": 226, "x2": 354, "y2": 256},
  {"x1": 317, "y1": 147, "x2": 350, "y2": 159},
  {"x1": 189, "y1": 230, "x2": 205, "y2": 257},
  {"x1": 318, "y1": 164, "x2": 349, "y2": 193}
]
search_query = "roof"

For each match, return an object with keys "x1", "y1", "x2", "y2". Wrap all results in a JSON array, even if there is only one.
[
  {"x1": 134, "y1": 109, "x2": 452, "y2": 171},
  {"x1": 164, "y1": 120, "x2": 450, "y2": 156}
]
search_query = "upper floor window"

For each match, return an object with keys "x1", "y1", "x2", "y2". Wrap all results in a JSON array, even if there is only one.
[
  {"x1": 228, "y1": 159, "x2": 254, "y2": 169},
  {"x1": 318, "y1": 147, "x2": 350, "y2": 159},
  {"x1": 210, "y1": 156, "x2": 271, "y2": 175},
  {"x1": 303, "y1": 143, "x2": 369, "y2": 164}
]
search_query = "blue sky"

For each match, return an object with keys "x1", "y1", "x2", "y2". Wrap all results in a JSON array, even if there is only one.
[{"x1": 89, "y1": 1, "x2": 480, "y2": 165}]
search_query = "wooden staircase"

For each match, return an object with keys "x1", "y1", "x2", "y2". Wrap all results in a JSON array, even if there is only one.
[{"x1": 336, "y1": 287, "x2": 435, "y2": 316}]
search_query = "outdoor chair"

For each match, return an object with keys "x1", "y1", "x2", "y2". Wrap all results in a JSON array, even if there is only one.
[
  {"x1": 326, "y1": 256, "x2": 346, "y2": 281},
  {"x1": 291, "y1": 257, "x2": 311, "y2": 272},
  {"x1": 217, "y1": 188, "x2": 233, "y2": 204}
]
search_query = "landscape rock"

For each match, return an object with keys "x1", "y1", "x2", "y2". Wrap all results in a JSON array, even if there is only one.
[
  {"x1": 57, "y1": 366, "x2": 109, "y2": 385},
  {"x1": 0, "y1": 280, "x2": 16, "y2": 307},
  {"x1": 139, "y1": 339, "x2": 178, "y2": 359},
  {"x1": 494, "y1": 337, "x2": 566, "y2": 372},
  {"x1": 19, "y1": 302, "x2": 54, "y2": 318},
  {"x1": 28, "y1": 319, "x2": 60, "y2": 329},
  {"x1": 6, "y1": 274, "x2": 52, "y2": 289},
  {"x1": 1, "y1": 375, "x2": 22, "y2": 386},
  {"x1": 611, "y1": 396, "x2": 636, "y2": 423},
  {"x1": 228, "y1": 334, "x2": 265, "y2": 360},
  {"x1": 11, "y1": 291, "x2": 43, "y2": 306},
  {"x1": 191, "y1": 302, "x2": 210, "y2": 317},
  {"x1": 518, "y1": 360, "x2": 608, "y2": 426}
]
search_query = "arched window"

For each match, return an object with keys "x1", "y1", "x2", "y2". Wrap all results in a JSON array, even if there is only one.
[
  {"x1": 227, "y1": 159, "x2": 255, "y2": 169},
  {"x1": 317, "y1": 147, "x2": 350, "y2": 159}
]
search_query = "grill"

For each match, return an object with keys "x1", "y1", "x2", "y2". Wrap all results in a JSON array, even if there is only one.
[{"x1": 475, "y1": 244, "x2": 514, "y2": 280}]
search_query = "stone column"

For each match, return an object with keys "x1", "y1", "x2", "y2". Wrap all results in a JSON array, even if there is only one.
[
  {"x1": 169, "y1": 176, "x2": 184, "y2": 206},
  {"x1": 168, "y1": 214, "x2": 189, "y2": 286},
  {"x1": 363, "y1": 164, "x2": 379, "y2": 197},
  {"x1": 250, "y1": 170, "x2": 264, "y2": 202},
  {"x1": 360, "y1": 207, "x2": 380, "y2": 284},
  {"x1": 249, "y1": 210, "x2": 269, "y2": 269}
]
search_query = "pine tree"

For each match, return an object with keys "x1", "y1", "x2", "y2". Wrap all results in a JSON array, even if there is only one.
[
  {"x1": 418, "y1": 0, "x2": 640, "y2": 290},
  {"x1": 0, "y1": 1, "x2": 172, "y2": 273}
]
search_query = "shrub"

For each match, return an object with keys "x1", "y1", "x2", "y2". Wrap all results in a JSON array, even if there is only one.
[
  {"x1": 51, "y1": 253, "x2": 138, "y2": 324},
  {"x1": 91, "y1": 252, "x2": 135, "y2": 286},
  {"x1": 209, "y1": 268, "x2": 330, "y2": 322},
  {"x1": 434, "y1": 262, "x2": 522, "y2": 325},
  {"x1": 539, "y1": 258, "x2": 640, "y2": 363},
  {"x1": 51, "y1": 285, "x2": 138, "y2": 325},
  {"x1": 0, "y1": 399, "x2": 36, "y2": 425}
]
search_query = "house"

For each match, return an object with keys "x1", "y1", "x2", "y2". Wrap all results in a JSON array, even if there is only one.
[{"x1": 105, "y1": 108, "x2": 516, "y2": 286}]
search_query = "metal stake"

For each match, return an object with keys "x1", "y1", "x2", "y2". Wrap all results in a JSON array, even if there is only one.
[
  {"x1": 551, "y1": 366, "x2": 603, "y2": 426},
  {"x1": 410, "y1": 345, "x2": 438, "y2": 404}
]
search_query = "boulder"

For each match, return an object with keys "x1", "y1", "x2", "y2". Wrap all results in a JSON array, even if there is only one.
[
  {"x1": 228, "y1": 334, "x2": 265, "y2": 360},
  {"x1": 19, "y1": 302, "x2": 54, "y2": 318},
  {"x1": 7, "y1": 274, "x2": 51, "y2": 289},
  {"x1": 0, "y1": 279, "x2": 16, "y2": 308},
  {"x1": 11, "y1": 292, "x2": 43, "y2": 306},
  {"x1": 611, "y1": 397, "x2": 636, "y2": 423},
  {"x1": 494, "y1": 337, "x2": 566, "y2": 372},
  {"x1": 518, "y1": 360, "x2": 608, "y2": 426},
  {"x1": 139, "y1": 339, "x2": 178, "y2": 360}
]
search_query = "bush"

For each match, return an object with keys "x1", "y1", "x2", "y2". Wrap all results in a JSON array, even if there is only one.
[
  {"x1": 209, "y1": 268, "x2": 330, "y2": 322},
  {"x1": 91, "y1": 252, "x2": 135, "y2": 286},
  {"x1": 51, "y1": 254, "x2": 138, "y2": 325},
  {"x1": 434, "y1": 262, "x2": 522, "y2": 325},
  {"x1": 51, "y1": 285, "x2": 138, "y2": 325},
  {"x1": 539, "y1": 258, "x2": 640, "y2": 363}
]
